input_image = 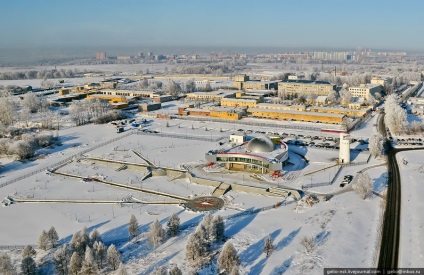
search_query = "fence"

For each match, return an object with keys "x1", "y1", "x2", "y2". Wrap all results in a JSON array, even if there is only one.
[
  {"x1": 135, "y1": 130, "x2": 225, "y2": 142},
  {"x1": 175, "y1": 115, "x2": 323, "y2": 132},
  {"x1": 302, "y1": 182, "x2": 332, "y2": 189}
]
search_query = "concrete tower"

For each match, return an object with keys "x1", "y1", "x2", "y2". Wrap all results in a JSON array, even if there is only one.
[{"x1": 339, "y1": 133, "x2": 350, "y2": 164}]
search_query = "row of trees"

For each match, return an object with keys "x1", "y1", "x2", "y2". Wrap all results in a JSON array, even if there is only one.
[
  {"x1": 69, "y1": 98, "x2": 123, "y2": 126},
  {"x1": 0, "y1": 69, "x2": 83, "y2": 81},
  {"x1": 0, "y1": 133, "x2": 58, "y2": 160},
  {"x1": 384, "y1": 94, "x2": 407, "y2": 135}
]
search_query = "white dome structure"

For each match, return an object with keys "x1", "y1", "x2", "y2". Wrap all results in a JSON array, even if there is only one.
[{"x1": 246, "y1": 136, "x2": 275, "y2": 153}]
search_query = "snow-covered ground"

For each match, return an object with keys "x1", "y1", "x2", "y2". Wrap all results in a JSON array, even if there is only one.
[
  {"x1": 0, "y1": 117, "x2": 388, "y2": 274},
  {"x1": 396, "y1": 150, "x2": 424, "y2": 267}
]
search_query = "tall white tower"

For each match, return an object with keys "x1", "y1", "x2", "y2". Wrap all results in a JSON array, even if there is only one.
[{"x1": 339, "y1": 133, "x2": 350, "y2": 164}]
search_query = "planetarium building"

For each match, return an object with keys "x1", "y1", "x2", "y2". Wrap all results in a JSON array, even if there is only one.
[{"x1": 206, "y1": 135, "x2": 289, "y2": 174}]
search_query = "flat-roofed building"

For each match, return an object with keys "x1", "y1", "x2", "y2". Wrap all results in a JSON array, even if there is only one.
[
  {"x1": 256, "y1": 103, "x2": 306, "y2": 112},
  {"x1": 221, "y1": 98, "x2": 258, "y2": 108},
  {"x1": 370, "y1": 76, "x2": 392, "y2": 86},
  {"x1": 348, "y1": 84, "x2": 383, "y2": 100},
  {"x1": 185, "y1": 90, "x2": 236, "y2": 102},
  {"x1": 307, "y1": 106, "x2": 369, "y2": 117},
  {"x1": 278, "y1": 80, "x2": 336, "y2": 97},
  {"x1": 139, "y1": 102, "x2": 161, "y2": 112},
  {"x1": 248, "y1": 108, "x2": 345, "y2": 124},
  {"x1": 97, "y1": 89, "x2": 157, "y2": 99}
]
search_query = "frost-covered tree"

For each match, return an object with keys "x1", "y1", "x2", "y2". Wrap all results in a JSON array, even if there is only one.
[
  {"x1": 89, "y1": 229, "x2": 102, "y2": 246},
  {"x1": 218, "y1": 241, "x2": 240, "y2": 274},
  {"x1": 230, "y1": 266, "x2": 240, "y2": 275},
  {"x1": 79, "y1": 247, "x2": 98, "y2": 275},
  {"x1": 21, "y1": 256, "x2": 37, "y2": 275},
  {"x1": 107, "y1": 244, "x2": 121, "y2": 271},
  {"x1": 167, "y1": 213, "x2": 180, "y2": 237},
  {"x1": 185, "y1": 79, "x2": 197, "y2": 93},
  {"x1": 48, "y1": 226, "x2": 59, "y2": 248},
  {"x1": 169, "y1": 265, "x2": 182, "y2": 275},
  {"x1": 54, "y1": 244, "x2": 70, "y2": 275},
  {"x1": 0, "y1": 95, "x2": 16, "y2": 126},
  {"x1": 68, "y1": 252, "x2": 82, "y2": 275},
  {"x1": 22, "y1": 92, "x2": 41, "y2": 113},
  {"x1": 148, "y1": 219, "x2": 165, "y2": 249},
  {"x1": 210, "y1": 215, "x2": 225, "y2": 243},
  {"x1": 0, "y1": 252, "x2": 16, "y2": 275},
  {"x1": 352, "y1": 172, "x2": 373, "y2": 199},
  {"x1": 185, "y1": 231, "x2": 210, "y2": 264},
  {"x1": 327, "y1": 90, "x2": 339, "y2": 105},
  {"x1": 166, "y1": 80, "x2": 182, "y2": 96},
  {"x1": 300, "y1": 236, "x2": 316, "y2": 253},
  {"x1": 263, "y1": 235, "x2": 274, "y2": 257},
  {"x1": 369, "y1": 133, "x2": 384, "y2": 158},
  {"x1": 116, "y1": 263, "x2": 129, "y2": 275},
  {"x1": 128, "y1": 214, "x2": 139, "y2": 239},
  {"x1": 9, "y1": 140, "x2": 35, "y2": 160},
  {"x1": 38, "y1": 230, "x2": 49, "y2": 251},
  {"x1": 22, "y1": 245, "x2": 36, "y2": 258},
  {"x1": 340, "y1": 87, "x2": 352, "y2": 105},
  {"x1": 152, "y1": 266, "x2": 167, "y2": 275},
  {"x1": 92, "y1": 241, "x2": 107, "y2": 269}
]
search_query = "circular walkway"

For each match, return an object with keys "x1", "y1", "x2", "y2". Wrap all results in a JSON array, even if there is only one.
[{"x1": 185, "y1": 196, "x2": 224, "y2": 211}]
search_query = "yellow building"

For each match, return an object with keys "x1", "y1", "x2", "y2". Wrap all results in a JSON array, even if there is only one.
[
  {"x1": 233, "y1": 74, "x2": 279, "y2": 90},
  {"x1": 370, "y1": 77, "x2": 391, "y2": 86},
  {"x1": 86, "y1": 94, "x2": 128, "y2": 103},
  {"x1": 307, "y1": 106, "x2": 369, "y2": 117},
  {"x1": 278, "y1": 80, "x2": 336, "y2": 96},
  {"x1": 248, "y1": 108, "x2": 345, "y2": 124},
  {"x1": 209, "y1": 107, "x2": 244, "y2": 120},
  {"x1": 58, "y1": 88, "x2": 71, "y2": 95},
  {"x1": 221, "y1": 98, "x2": 258, "y2": 108},
  {"x1": 256, "y1": 103, "x2": 306, "y2": 112}
]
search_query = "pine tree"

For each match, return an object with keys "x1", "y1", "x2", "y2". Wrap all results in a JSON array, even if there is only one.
[
  {"x1": 79, "y1": 247, "x2": 98, "y2": 275},
  {"x1": 48, "y1": 226, "x2": 59, "y2": 248},
  {"x1": 54, "y1": 244, "x2": 70, "y2": 275},
  {"x1": 68, "y1": 252, "x2": 81, "y2": 275},
  {"x1": 22, "y1": 245, "x2": 36, "y2": 258},
  {"x1": 167, "y1": 213, "x2": 180, "y2": 237},
  {"x1": 169, "y1": 265, "x2": 182, "y2": 275},
  {"x1": 116, "y1": 263, "x2": 129, "y2": 275},
  {"x1": 0, "y1": 252, "x2": 17, "y2": 275},
  {"x1": 80, "y1": 227, "x2": 90, "y2": 249},
  {"x1": 38, "y1": 230, "x2": 49, "y2": 251},
  {"x1": 263, "y1": 235, "x2": 274, "y2": 257},
  {"x1": 128, "y1": 214, "x2": 140, "y2": 239},
  {"x1": 20, "y1": 256, "x2": 37, "y2": 275},
  {"x1": 201, "y1": 213, "x2": 213, "y2": 240},
  {"x1": 93, "y1": 241, "x2": 107, "y2": 269},
  {"x1": 107, "y1": 244, "x2": 121, "y2": 271},
  {"x1": 218, "y1": 241, "x2": 240, "y2": 274},
  {"x1": 210, "y1": 215, "x2": 225, "y2": 242},
  {"x1": 148, "y1": 219, "x2": 165, "y2": 249}
]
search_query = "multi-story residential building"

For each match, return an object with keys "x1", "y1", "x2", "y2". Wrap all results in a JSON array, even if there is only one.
[
  {"x1": 185, "y1": 90, "x2": 236, "y2": 102},
  {"x1": 96, "y1": 52, "x2": 107, "y2": 60},
  {"x1": 278, "y1": 80, "x2": 336, "y2": 97},
  {"x1": 348, "y1": 84, "x2": 383, "y2": 100}
]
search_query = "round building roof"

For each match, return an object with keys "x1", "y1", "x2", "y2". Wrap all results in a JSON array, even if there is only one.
[{"x1": 246, "y1": 136, "x2": 275, "y2": 153}]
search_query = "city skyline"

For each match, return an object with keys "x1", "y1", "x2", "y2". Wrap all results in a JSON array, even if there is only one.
[{"x1": 1, "y1": 0, "x2": 423, "y2": 51}]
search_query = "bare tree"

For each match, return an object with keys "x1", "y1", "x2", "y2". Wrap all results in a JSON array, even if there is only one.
[
  {"x1": 22, "y1": 92, "x2": 41, "y2": 113},
  {"x1": 263, "y1": 235, "x2": 274, "y2": 257},
  {"x1": 166, "y1": 80, "x2": 182, "y2": 96},
  {"x1": 169, "y1": 265, "x2": 182, "y2": 275},
  {"x1": 369, "y1": 133, "x2": 384, "y2": 158}
]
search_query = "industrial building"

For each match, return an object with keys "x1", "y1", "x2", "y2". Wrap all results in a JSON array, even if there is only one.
[
  {"x1": 247, "y1": 108, "x2": 345, "y2": 124},
  {"x1": 233, "y1": 75, "x2": 279, "y2": 90}
]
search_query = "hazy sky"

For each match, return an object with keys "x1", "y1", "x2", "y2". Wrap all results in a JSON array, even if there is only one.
[{"x1": 1, "y1": 0, "x2": 423, "y2": 51}]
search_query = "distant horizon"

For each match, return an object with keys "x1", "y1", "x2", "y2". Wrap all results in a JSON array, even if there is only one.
[{"x1": 1, "y1": 0, "x2": 424, "y2": 54}]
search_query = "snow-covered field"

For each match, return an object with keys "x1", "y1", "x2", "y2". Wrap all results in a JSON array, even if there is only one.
[{"x1": 396, "y1": 150, "x2": 424, "y2": 267}]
